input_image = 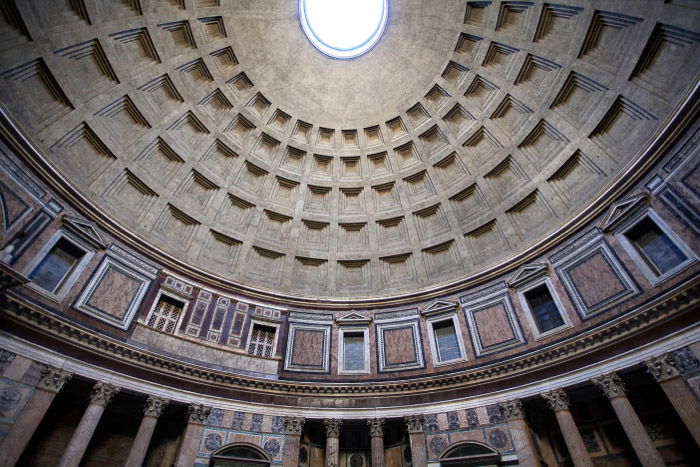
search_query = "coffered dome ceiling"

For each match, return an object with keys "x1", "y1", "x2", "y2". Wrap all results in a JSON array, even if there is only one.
[{"x1": 0, "y1": 0, "x2": 698, "y2": 301}]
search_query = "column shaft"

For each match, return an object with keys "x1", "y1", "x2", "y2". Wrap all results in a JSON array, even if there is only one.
[
  {"x1": 282, "y1": 434, "x2": 302, "y2": 467},
  {"x1": 553, "y1": 409, "x2": 593, "y2": 467},
  {"x1": 173, "y1": 422, "x2": 204, "y2": 467},
  {"x1": 506, "y1": 417, "x2": 539, "y2": 467},
  {"x1": 608, "y1": 397, "x2": 665, "y2": 467},
  {"x1": 0, "y1": 388, "x2": 57, "y2": 467},
  {"x1": 57, "y1": 403, "x2": 106, "y2": 467},
  {"x1": 370, "y1": 435, "x2": 384, "y2": 467},
  {"x1": 325, "y1": 436, "x2": 339, "y2": 467},
  {"x1": 124, "y1": 415, "x2": 158, "y2": 467},
  {"x1": 408, "y1": 432, "x2": 428, "y2": 467},
  {"x1": 658, "y1": 377, "x2": 700, "y2": 445}
]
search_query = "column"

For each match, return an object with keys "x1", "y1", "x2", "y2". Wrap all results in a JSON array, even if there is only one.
[
  {"x1": 58, "y1": 381, "x2": 121, "y2": 467},
  {"x1": 323, "y1": 418, "x2": 342, "y2": 467},
  {"x1": 646, "y1": 353, "x2": 700, "y2": 445},
  {"x1": 124, "y1": 395, "x2": 170, "y2": 467},
  {"x1": 591, "y1": 372, "x2": 664, "y2": 467},
  {"x1": 0, "y1": 366, "x2": 72, "y2": 467},
  {"x1": 367, "y1": 418, "x2": 385, "y2": 467},
  {"x1": 541, "y1": 388, "x2": 593, "y2": 467},
  {"x1": 282, "y1": 416, "x2": 305, "y2": 467},
  {"x1": 404, "y1": 415, "x2": 427, "y2": 467},
  {"x1": 173, "y1": 404, "x2": 211, "y2": 467},
  {"x1": 499, "y1": 399, "x2": 539, "y2": 467}
]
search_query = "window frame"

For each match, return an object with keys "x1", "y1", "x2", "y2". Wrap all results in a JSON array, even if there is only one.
[
  {"x1": 426, "y1": 314, "x2": 467, "y2": 366},
  {"x1": 337, "y1": 326, "x2": 370, "y2": 375},
  {"x1": 614, "y1": 209, "x2": 697, "y2": 286},
  {"x1": 245, "y1": 319, "x2": 280, "y2": 358},
  {"x1": 517, "y1": 277, "x2": 571, "y2": 340},
  {"x1": 24, "y1": 230, "x2": 94, "y2": 301},
  {"x1": 143, "y1": 290, "x2": 189, "y2": 335}
]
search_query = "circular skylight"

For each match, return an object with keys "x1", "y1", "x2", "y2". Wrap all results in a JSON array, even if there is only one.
[{"x1": 300, "y1": 0, "x2": 388, "y2": 59}]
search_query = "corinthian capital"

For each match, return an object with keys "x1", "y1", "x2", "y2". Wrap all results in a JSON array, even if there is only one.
[
  {"x1": 90, "y1": 381, "x2": 120, "y2": 406},
  {"x1": 187, "y1": 404, "x2": 212, "y2": 424},
  {"x1": 541, "y1": 388, "x2": 570, "y2": 412},
  {"x1": 37, "y1": 366, "x2": 73, "y2": 393},
  {"x1": 591, "y1": 372, "x2": 626, "y2": 400},
  {"x1": 324, "y1": 418, "x2": 342, "y2": 438},
  {"x1": 367, "y1": 418, "x2": 385, "y2": 437},
  {"x1": 143, "y1": 395, "x2": 170, "y2": 418},
  {"x1": 499, "y1": 399, "x2": 525, "y2": 420},
  {"x1": 404, "y1": 415, "x2": 425, "y2": 433},
  {"x1": 284, "y1": 416, "x2": 305, "y2": 435},
  {"x1": 645, "y1": 354, "x2": 680, "y2": 382}
]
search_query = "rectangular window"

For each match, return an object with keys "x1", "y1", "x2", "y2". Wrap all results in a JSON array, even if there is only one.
[
  {"x1": 248, "y1": 324, "x2": 276, "y2": 357},
  {"x1": 342, "y1": 332, "x2": 366, "y2": 372},
  {"x1": 524, "y1": 284, "x2": 565, "y2": 334},
  {"x1": 147, "y1": 295, "x2": 184, "y2": 334},
  {"x1": 433, "y1": 319, "x2": 462, "y2": 362},
  {"x1": 624, "y1": 217, "x2": 688, "y2": 276},
  {"x1": 29, "y1": 238, "x2": 85, "y2": 293}
]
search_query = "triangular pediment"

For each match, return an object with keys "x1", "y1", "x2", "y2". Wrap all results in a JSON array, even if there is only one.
[
  {"x1": 421, "y1": 299, "x2": 458, "y2": 316},
  {"x1": 336, "y1": 311, "x2": 372, "y2": 325},
  {"x1": 61, "y1": 215, "x2": 107, "y2": 249},
  {"x1": 508, "y1": 263, "x2": 548, "y2": 288},
  {"x1": 601, "y1": 193, "x2": 649, "y2": 232}
]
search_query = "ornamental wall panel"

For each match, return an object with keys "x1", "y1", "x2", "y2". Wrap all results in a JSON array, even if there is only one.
[
  {"x1": 375, "y1": 311, "x2": 424, "y2": 372},
  {"x1": 284, "y1": 317, "x2": 331, "y2": 373}
]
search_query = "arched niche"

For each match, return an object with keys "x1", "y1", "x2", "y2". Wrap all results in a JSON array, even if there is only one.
[
  {"x1": 439, "y1": 440, "x2": 502, "y2": 466},
  {"x1": 209, "y1": 442, "x2": 271, "y2": 467}
]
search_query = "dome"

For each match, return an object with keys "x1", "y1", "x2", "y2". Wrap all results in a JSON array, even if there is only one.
[{"x1": 0, "y1": 1, "x2": 698, "y2": 466}]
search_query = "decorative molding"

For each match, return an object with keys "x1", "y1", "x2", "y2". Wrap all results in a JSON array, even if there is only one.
[
  {"x1": 499, "y1": 399, "x2": 524, "y2": 420},
  {"x1": 90, "y1": 381, "x2": 120, "y2": 406},
  {"x1": 335, "y1": 311, "x2": 371, "y2": 325},
  {"x1": 367, "y1": 418, "x2": 385, "y2": 437},
  {"x1": 288, "y1": 311, "x2": 333, "y2": 322},
  {"x1": 645, "y1": 353, "x2": 679, "y2": 382},
  {"x1": 187, "y1": 403, "x2": 211, "y2": 424},
  {"x1": 541, "y1": 388, "x2": 569, "y2": 411},
  {"x1": 601, "y1": 193, "x2": 650, "y2": 232},
  {"x1": 106, "y1": 244, "x2": 159, "y2": 278},
  {"x1": 324, "y1": 418, "x2": 342, "y2": 438},
  {"x1": 60, "y1": 215, "x2": 107, "y2": 249},
  {"x1": 404, "y1": 415, "x2": 425, "y2": 433},
  {"x1": 37, "y1": 366, "x2": 73, "y2": 393},
  {"x1": 421, "y1": 299, "x2": 458, "y2": 317},
  {"x1": 284, "y1": 416, "x2": 305, "y2": 435},
  {"x1": 143, "y1": 395, "x2": 169, "y2": 417},
  {"x1": 591, "y1": 372, "x2": 627, "y2": 399},
  {"x1": 507, "y1": 263, "x2": 549, "y2": 289}
]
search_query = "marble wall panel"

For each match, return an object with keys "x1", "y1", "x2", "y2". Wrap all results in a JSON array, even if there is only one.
[
  {"x1": 376, "y1": 320, "x2": 424, "y2": 372},
  {"x1": 284, "y1": 322, "x2": 331, "y2": 373}
]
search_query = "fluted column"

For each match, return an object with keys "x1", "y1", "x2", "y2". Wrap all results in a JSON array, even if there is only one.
[
  {"x1": 646, "y1": 353, "x2": 700, "y2": 445},
  {"x1": 541, "y1": 389, "x2": 593, "y2": 467},
  {"x1": 124, "y1": 395, "x2": 169, "y2": 467},
  {"x1": 323, "y1": 418, "x2": 342, "y2": 467},
  {"x1": 173, "y1": 404, "x2": 211, "y2": 467},
  {"x1": 592, "y1": 373, "x2": 664, "y2": 467},
  {"x1": 282, "y1": 416, "x2": 305, "y2": 467},
  {"x1": 367, "y1": 418, "x2": 385, "y2": 467},
  {"x1": 58, "y1": 381, "x2": 121, "y2": 467},
  {"x1": 405, "y1": 415, "x2": 427, "y2": 467},
  {"x1": 499, "y1": 399, "x2": 539, "y2": 467},
  {"x1": 0, "y1": 366, "x2": 72, "y2": 467}
]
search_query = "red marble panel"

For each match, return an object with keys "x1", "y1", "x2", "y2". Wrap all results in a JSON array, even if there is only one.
[
  {"x1": 0, "y1": 184, "x2": 29, "y2": 228},
  {"x1": 384, "y1": 326, "x2": 417, "y2": 365},
  {"x1": 290, "y1": 329, "x2": 325, "y2": 366},
  {"x1": 567, "y1": 252, "x2": 626, "y2": 308},
  {"x1": 473, "y1": 303, "x2": 515, "y2": 348},
  {"x1": 86, "y1": 266, "x2": 141, "y2": 319},
  {"x1": 450, "y1": 429, "x2": 485, "y2": 443}
]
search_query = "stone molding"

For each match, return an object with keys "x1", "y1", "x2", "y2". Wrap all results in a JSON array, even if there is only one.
[
  {"x1": 367, "y1": 418, "x2": 385, "y2": 437},
  {"x1": 645, "y1": 353, "x2": 680, "y2": 382},
  {"x1": 143, "y1": 395, "x2": 169, "y2": 418},
  {"x1": 541, "y1": 388, "x2": 570, "y2": 411},
  {"x1": 404, "y1": 415, "x2": 425, "y2": 433},
  {"x1": 324, "y1": 418, "x2": 342, "y2": 438},
  {"x1": 90, "y1": 381, "x2": 120, "y2": 406},
  {"x1": 284, "y1": 416, "x2": 305, "y2": 435},
  {"x1": 37, "y1": 365, "x2": 73, "y2": 393},
  {"x1": 591, "y1": 372, "x2": 627, "y2": 399},
  {"x1": 187, "y1": 404, "x2": 212, "y2": 424},
  {"x1": 499, "y1": 399, "x2": 525, "y2": 420}
]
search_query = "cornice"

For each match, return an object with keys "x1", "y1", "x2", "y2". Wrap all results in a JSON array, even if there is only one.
[
  {"x1": 1, "y1": 277, "x2": 697, "y2": 402},
  {"x1": 0, "y1": 79, "x2": 698, "y2": 309}
]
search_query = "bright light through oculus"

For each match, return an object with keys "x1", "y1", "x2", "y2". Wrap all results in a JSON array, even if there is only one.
[{"x1": 300, "y1": 0, "x2": 388, "y2": 59}]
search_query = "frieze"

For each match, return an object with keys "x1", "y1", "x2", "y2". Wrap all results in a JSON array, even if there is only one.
[
  {"x1": 288, "y1": 311, "x2": 333, "y2": 322},
  {"x1": 0, "y1": 149, "x2": 46, "y2": 199},
  {"x1": 373, "y1": 308, "x2": 418, "y2": 322},
  {"x1": 460, "y1": 281, "x2": 507, "y2": 305},
  {"x1": 107, "y1": 245, "x2": 159, "y2": 278}
]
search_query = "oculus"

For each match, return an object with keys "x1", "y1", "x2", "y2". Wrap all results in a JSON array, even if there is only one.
[{"x1": 300, "y1": 0, "x2": 388, "y2": 59}]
